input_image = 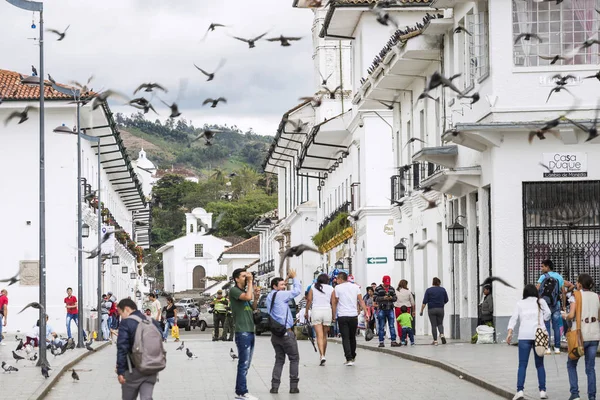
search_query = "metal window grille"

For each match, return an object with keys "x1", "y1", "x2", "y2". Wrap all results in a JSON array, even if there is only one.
[
  {"x1": 523, "y1": 181, "x2": 600, "y2": 292},
  {"x1": 194, "y1": 243, "x2": 203, "y2": 258},
  {"x1": 466, "y1": 11, "x2": 490, "y2": 84},
  {"x1": 513, "y1": 0, "x2": 600, "y2": 67}
]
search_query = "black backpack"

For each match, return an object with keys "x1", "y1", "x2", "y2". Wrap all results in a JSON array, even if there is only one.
[
  {"x1": 268, "y1": 292, "x2": 288, "y2": 337},
  {"x1": 539, "y1": 273, "x2": 560, "y2": 307}
]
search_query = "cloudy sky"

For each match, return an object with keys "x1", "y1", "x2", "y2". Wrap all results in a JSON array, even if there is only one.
[{"x1": 0, "y1": 0, "x2": 315, "y2": 135}]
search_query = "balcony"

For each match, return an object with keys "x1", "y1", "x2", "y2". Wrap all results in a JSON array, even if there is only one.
[
  {"x1": 257, "y1": 260, "x2": 275, "y2": 277},
  {"x1": 391, "y1": 162, "x2": 446, "y2": 204},
  {"x1": 319, "y1": 201, "x2": 351, "y2": 231}
]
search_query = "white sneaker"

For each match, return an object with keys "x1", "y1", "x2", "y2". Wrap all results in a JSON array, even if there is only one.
[
  {"x1": 319, "y1": 356, "x2": 326, "y2": 366},
  {"x1": 512, "y1": 391, "x2": 524, "y2": 400},
  {"x1": 554, "y1": 348, "x2": 561, "y2": 354},
  {"x1": 545, "y1": 347, "x2": 551, "y2": 355},
  {"x1": 0, "y1": 342, "x2": 6, "y2": 346},
  {"x1": 539, "y1": 390, "x2": 548, "y2": 399},
  {"x1": 235, "y1": 394, "x2": 259, "y2": 400},
  {"x1": 344, "y1": 360, "x2": 355, "y2": 366}
]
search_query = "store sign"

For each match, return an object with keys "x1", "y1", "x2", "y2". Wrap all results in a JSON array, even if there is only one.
[{"x1": 542, "y1": 153, "x2": 587, "y2": 178}]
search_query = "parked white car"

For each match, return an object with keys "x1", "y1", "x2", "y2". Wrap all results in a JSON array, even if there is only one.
[{"x1": 174, "y1": 298, "x2": 197, "y2": 307}]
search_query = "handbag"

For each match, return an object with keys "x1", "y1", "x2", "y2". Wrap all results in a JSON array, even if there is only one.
[
  {"x1": 365, "y1": 328, "x2": 375, "y2": 341},
  {"x1": 566, "y1": 290, "x2": 585, "y2": 360},
  {"x1": 534, "y1": 303, "x2": 549, "y2": 357},
  {"x1": 268, "y1": 292, "x2": 288, "y2": 337}
]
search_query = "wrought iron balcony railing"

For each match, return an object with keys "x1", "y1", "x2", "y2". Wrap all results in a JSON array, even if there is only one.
[
  {"x1": 319, "y1": 201, "x2": 351, "y2": 231},
  {"x1": 390, "y1": 162, "x2": 446, "y2": 204},
  {"x1": 257, "y1": 259, "x2": 275, "y2": 276}
]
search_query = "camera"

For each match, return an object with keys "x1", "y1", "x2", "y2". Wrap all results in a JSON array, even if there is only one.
[{"x1": 251, "y1": 271, "x2": 257, "y2": 280}]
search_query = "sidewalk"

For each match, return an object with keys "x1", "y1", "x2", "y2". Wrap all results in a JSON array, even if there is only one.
[
  {"x1": 331, "y1": 335, "x2": 577, "y2": 400},
  {"x1": 0, "y1": 337, "x2": 110, "y2": 400}
]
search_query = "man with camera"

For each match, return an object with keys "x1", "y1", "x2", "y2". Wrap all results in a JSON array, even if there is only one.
[
  {"x1": 210, "y1": 290, "x2": 229, "y2": 341},
  {"x1": 229, "y1": 268, "x2": 261, "y2": 400},
  {"x1": 266, "y1": 269, "x2": 302, "y2": 394}
]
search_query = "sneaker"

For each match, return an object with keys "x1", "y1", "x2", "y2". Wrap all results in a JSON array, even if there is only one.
[
  {"x1": 345, "y1": 360, "x2": 355, "y2": 366},
  {"x1": 269, "y1": 388, "x2": 278, "y2": 394},
  {"x1": 540, "y1": 390, "x2": 548, "y2": 399},
  {"x1": 411, "y1": 342, "x2": 416, "y2": 346},
  {"x1": 432, "y1": 341, "x2": 438, "y2": 346},
  {"x1": 554, "y1": 348, "x2": 561, "y2": 355},
  {"x1": 378, "y1": 343, "x2": 384, "y2": 348},
  {"x1": 512, "y1": 391, "x2": 524, "y2": 400},
  {"x1": 440, "y1": 335, "x2": 447, "y2": 345},
  {"x1": 545, "y1": 347, "x2": 551, "y2": 355},
  {"x1": 0, "y1": 342, "x2": 5, "y2": 346},
  {"x1": 289, "y1": 388, "x2": 300, "y2": 394},
  {"x1": 319, "y1": 356, "x2": 326, "y2": 366},
  {"x1": 235, "y1": 393, "x2": 259, "y2": 400},
  {"x1": 391, "y1": 342, "x2": 400, "y2": 347},
  {"x1": 567, "y1": 395, "x2": 581, "y2": 400},
  {"x1": 401, "y1": 341, "x2": 407, "y2": 346}
]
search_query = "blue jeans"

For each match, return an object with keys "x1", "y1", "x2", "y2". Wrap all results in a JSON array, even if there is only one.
[
  {"x1": 517, "y1": 339, "x2": 546, "y2": 392},
  {"x1": 567, "y1": 340, "x2": 599, "y2": 400},
  {"x1": 234, "y1": 332, "x2": 255, "y2": 396},
  {"x1": 66, "y1": 313, "x2": 78, "y2": 339},
  {"x1": 377, "y1": 309, "x2": 397, "y2": 342},
  {"x1": 401, "y1": 327, "x2": 414, "y2": 344},
  {"x1": 162, "y1": 317, "x2": 175, "y2": 340},
  {"x1": 544, "y1": 302, "x2": 562, "y2": 348}
]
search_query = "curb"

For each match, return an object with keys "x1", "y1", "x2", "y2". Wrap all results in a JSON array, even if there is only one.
[
  {"x1": 32, "y1": 341, "x2": 111, "y2": 400},
  {"x1": 330, "y1": 338, "x2": 514, "y2": 400}
]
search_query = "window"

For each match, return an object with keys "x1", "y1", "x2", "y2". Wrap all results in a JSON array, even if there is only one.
[
  {"x1": 513, "y1": 0, "x2": 600, "y2": 67},
  {"x1": 419, "y1": 110, "x2": 426, "y2": 145},
  {"x1": 194, "y1": 244, "x2": 203, "y2": 257},
  {"x1": 466, "y1": 10, "x2": 490, "y2": 84}
]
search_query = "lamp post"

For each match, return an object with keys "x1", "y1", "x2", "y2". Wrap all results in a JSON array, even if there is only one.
[
  {"x1": 447, "y1": 215, "x2": 466, "y2": 339},
  {"x1": 6, "y1": 0, "x2": 47, "y2": 368},
  {"x1": 394, "y1": 238, "x2": 407, "y2": 262}
]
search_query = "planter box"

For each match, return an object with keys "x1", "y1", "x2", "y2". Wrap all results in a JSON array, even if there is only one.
[{"x1": 319, "y1": 227, "x2": 354, "y2": 253}]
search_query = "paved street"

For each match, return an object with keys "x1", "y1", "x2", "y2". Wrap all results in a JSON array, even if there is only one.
[{"x1": 45, "y1": 330, "x2": 502, "y2": 400}]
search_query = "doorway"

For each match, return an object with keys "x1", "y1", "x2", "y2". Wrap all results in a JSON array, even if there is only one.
[{"x1": 193, "y1": 265, "x2": 206, "y2": 289}]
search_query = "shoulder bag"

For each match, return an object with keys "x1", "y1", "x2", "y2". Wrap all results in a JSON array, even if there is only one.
[
  {"x1": 534, "y1": 302, "x2": 549, "y2": 357},
  {"x1": 269, "y1": 292, "x2": 288, "y2": 337},
  {"x1": 566, "y1": 290, "x2": 585, "y2": 360}
]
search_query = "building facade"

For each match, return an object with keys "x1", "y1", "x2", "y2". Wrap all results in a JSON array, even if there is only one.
[{"x1": 263, "y1": 0, "x2": 600, "y2": 340}]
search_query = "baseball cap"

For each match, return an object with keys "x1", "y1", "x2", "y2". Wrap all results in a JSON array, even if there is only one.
[{"x1": 382, "y1": 275, "x2": 391, "y2": 285}]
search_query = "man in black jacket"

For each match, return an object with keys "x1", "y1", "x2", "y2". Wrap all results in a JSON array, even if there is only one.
[
  {"x1": 116, "y1": 298, "x2": 162, "y2": 400},
  {"x1": 374, "y1": 275, "x2": 400, "y2": 347}
]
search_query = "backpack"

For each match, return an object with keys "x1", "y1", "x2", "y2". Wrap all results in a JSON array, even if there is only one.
[
  {"x1": 268, "y1": 292, "x2": 288, "y2": 338},
  {"x1": 539, "y1": 273, "x2": 560, "y2": 307},
  {"x1": 127, "y1": 314, "x2": 167, "y2": 375}
]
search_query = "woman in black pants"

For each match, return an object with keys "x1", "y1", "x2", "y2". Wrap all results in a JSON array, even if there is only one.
[{"x1": 419, "y1": 277, "x2": 449, "y2": 345}]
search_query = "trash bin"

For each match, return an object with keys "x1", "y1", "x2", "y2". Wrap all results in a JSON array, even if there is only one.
[{"x1": 476, "y1": 325, "x2": 495, "y2": 344}]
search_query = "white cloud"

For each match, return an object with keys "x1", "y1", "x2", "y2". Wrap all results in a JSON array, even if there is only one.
[{"x1": 0, "y1": 0, "x2": 316, "y2": 135}]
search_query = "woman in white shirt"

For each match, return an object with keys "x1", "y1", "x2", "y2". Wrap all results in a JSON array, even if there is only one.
[
  {"x1": 562, "y1": 273, "x2": 600, "y2": 400},
  {"x1": 395, "y1": 280, "x2": 415, "y2": 338},
  {"x1": 305, "y1": 273, "x2": 335, "y2": 366},
  {"x1": 507, "y1": 284, "x2": 551, "y2": 400}
]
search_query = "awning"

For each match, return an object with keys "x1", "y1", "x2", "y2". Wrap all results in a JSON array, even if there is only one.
[
  {"x1": 419, "y1": 166, "x2": 481, "y2": 197},
  {"x1": 412, "y1": 145, "x2": 458, "y2": 168}
]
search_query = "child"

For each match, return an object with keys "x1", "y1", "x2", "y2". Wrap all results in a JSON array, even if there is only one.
[
  {"x1": 396, "y1": 305, "x2": 415, "y2": 346},
  {"x1": 145, "y1": 308, "x2": 152, "y2": 317}
]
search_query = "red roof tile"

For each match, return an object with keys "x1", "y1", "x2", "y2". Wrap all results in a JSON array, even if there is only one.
[
  {"x1": 222, "y1": 235, "x2": 260, "y2": 255},
  {"x1": 0, "y1": 69, "x2": 75, "y2": 101}
]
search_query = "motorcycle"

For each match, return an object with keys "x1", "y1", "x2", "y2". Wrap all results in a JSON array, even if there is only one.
[{"x1": 190, "y1": 315, "x2": 199, "y2": 329}]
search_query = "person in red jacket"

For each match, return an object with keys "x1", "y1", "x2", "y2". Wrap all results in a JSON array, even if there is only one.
[{"x1": 64, "y1": 287, "x2": 86, "y2": 340}]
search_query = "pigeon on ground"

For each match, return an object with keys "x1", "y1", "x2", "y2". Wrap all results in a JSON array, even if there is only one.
[
  {"x1": 15, "y1": 338, "x2": 23, "y2": 352},
  {"x1": 2, "y1": 361, "x2": 18, "y2": 373},
  {"x1": 29, "y1": 353, "x2": 38, "y2": 362},
  {"x1": 186, "y1": 348, "x2": 198, "y2": 359},
  {"x1": 72, "y1": 369, "x2": 80, "y2": 381},
  {"x1": 12, "y1": 351, "x2": 25, "y2": 362},
  {"x1": 41, "y1": 365, "x2": 50, "y2": 378},
  {"x1": 176, "y1": 341, "x2": 184, "y2": 351},
  {"x1": 479, "y1": 276, "x2": 515, "y2": 289},
  {"x1": 85, "y1": 343, "x2": 95, "y2": 352},
  {"x1": 230, "y1": 348, "x2": 238, "y2": 360}
]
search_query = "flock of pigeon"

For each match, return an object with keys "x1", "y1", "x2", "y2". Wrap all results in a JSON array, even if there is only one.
[{"x1": 174, "y1": 339, "x2": 241, "y2": 362}]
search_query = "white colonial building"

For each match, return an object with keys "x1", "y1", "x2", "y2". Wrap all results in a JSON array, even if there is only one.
[
  {"x1": 0, "y1": 69, "x2": 150, "y2": 335},
  {"x1": 218, "y1": 235, "x2": 260, "y2": 278},
  {"x1": 158, "y1": 207, "x2": 232, "y2": 293},
  {"x1": 263, "y1": 0, "x2": 600, "y2": 340}
]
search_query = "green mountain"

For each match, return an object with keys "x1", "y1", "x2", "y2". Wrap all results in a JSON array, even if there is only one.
[{"x1": 115, "y1": 112, "x2": 273, "y2": 175}]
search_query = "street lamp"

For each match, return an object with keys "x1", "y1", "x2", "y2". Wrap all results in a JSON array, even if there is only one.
[
  {"x1": 135, "y1": 290, "x2": 142, "y2": 299},
  {"x1": 335, "y1": 260, "x2": 343, "y2": 270},
  {"x1": 394, "y1": 238, "x2": 407, "y2": 261},
  {"x1": 448, "y1": 215, "x2": 466, "y2": 340},
  {"x1": 52, "y1": 85, "x2": 102, "y2": 345},
  {"x1": 112, "y1": 255, "x2": 120, "y2": 265},
  {"x1": 6, "y1": 0, "x2": 47, "y2": 368},
  {"x1": 81, "y1": 223, "x2": 90, "y2": 238}
]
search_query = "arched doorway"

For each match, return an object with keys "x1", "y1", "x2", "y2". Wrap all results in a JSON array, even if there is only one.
[{"x1": 193, "y1": 265, "x2": 206, "y2": 289}]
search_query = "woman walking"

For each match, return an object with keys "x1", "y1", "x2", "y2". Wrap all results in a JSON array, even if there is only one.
[
  {"x1": 161, "y1": 296, "x2": 177, "y2": 343},
  {"x1": 419, "y1": 277, "x2": 448, "y2": 345},
  {"x1": 562, "y1": 273, "x2": 600, "y2": 400},
  {"x1": 506, "y1": 284, "x2": 551, "y2": 400},
  {"x1": 364, "y1": 286, "x2": 376, "y2": 333},
  {"x1": 305, "y1": 273, "x2": 335, "y2": 365},
  {"x1": 395, "y1": 280, "x2": 415, "y2": 336}
]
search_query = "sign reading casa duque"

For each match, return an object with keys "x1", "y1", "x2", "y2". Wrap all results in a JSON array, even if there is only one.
[{"x1": 542, "y1": 153, "x2": 587, "y2": 178}]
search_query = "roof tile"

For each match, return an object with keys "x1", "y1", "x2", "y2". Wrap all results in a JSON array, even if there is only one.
[
  {"x1": 0, "y1": 69, "x2": 75, "y2": 101},
  {"x1": 222, "y1": 235, "x2": 260, "y2": 255}
]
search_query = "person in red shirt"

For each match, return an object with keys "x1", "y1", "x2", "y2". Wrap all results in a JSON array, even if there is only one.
[
  {"x1": 64, "y1": 287, "x2": 84, "y2": 340},
  {"x1": 0, "y1": 289, "x2": 8, "y2": 346}
]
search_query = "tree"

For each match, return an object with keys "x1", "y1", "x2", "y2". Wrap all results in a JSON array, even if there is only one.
[{"x1": 152, "y1": 174, "x2": 198, "y2": 210}]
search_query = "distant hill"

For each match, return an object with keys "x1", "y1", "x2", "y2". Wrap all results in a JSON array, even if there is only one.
[{"x1": 115, "y1": 112, "x2": 273, "y2": 175}]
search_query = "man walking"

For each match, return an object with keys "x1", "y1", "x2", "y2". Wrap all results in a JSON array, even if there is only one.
[
  {"x1": 148, "y1": 293, "x2": 161, "y2": 321},
  {"x1": 229, "y1": 268, "x2": 260, "y2": 400},
  {"x1": 64, "y1": 287, "x2": 81, "y2": 340},
  {"x1": 266, "y1": 269, "x2": 302, "y2": 394},
  {"x1": 115, "y1": 298, "x2": 164, "y2": 400},
  {"x1": 334, "y1": 272, "x2": 370, "y2": 366},
  {"x1": 211, "y1": 290, "x2": 229, "y2": 341},
  {"x1": 374, "y1": 275, "x2": 400, "y2": 347},
  {"x1": 0, "y1": 289, "x2": 8, "y2": 346},
  {"x1": 536, "y1": 259, "x2": 565, "y2": 354}
]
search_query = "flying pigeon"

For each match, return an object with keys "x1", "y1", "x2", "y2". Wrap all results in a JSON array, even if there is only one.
[
  {"x1": 479, "y1": 276, "x2": 515, "y2": 289},
  {"x1": 279, "y1": 245, "x2": 321, "y2": 272},
  {"x1": 413, "y1": 239, "x2": 434, "y2": 250}
]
